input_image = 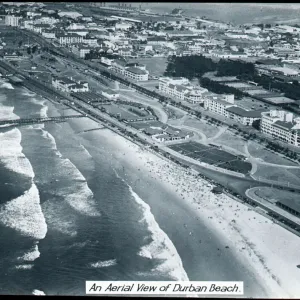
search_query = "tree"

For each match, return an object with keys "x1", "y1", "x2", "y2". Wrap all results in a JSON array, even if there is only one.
[
  {"x1": 31, "y1": 45, "x2": 38, "y2": 54},
  {"x1": 27, "y1": 47, "x2": 31, "y2": 55}
]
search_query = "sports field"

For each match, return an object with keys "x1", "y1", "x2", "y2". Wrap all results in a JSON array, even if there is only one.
[{"x1": 169, "y1": 141, "x2": 252, "y2": 174}]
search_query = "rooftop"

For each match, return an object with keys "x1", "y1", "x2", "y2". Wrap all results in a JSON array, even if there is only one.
[
  {"x1": 226, "y1": 106, "x2": 265, "y2": 118},
  {"x1": 126, "y1": 67, "x2": 147, "y2": 75},
  {"x1": 273, "y1": 120, "x2": 295, "y2": 131}
]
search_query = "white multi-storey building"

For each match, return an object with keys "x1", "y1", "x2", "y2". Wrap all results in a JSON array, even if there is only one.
[
  {"x1": 82, "y1": 37, "x2": 99, "y2": 46},
  {"x1": 203, "y1": 93, "x2": 264, "y2": 126},
  {"x1": 187, "y1": 42, "x2": 203, "y2": 54},
  {"x1": 261, "y1": 110, "x2": 300, "y2": 147},
  {"x1": 57, "y1": 33, "x2": 83, "y2": 45},
  {"x1": 5, "y1": 15, "x2": 21, "y2": 27},
  {"x1": 111, "y1": 60, "x2": 149, "y2": 81},
  {"x1": 71, "y1": 44, "x2": 92, "y2": 58},
  {"x1": 158, "y1": 77, "x2": 208, "y2": 104},
  {"x1": 204, "y1": 94, "x2": 235, "y2": 117}
]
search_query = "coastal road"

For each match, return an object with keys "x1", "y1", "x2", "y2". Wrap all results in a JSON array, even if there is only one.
[{"x1": 246, "y1": 187, "x2": 300, "y2": 228}]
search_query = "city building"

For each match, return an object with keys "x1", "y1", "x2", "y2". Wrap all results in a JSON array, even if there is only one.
[
  {"x1": 158, "y1": 77, "x2": 208, "y2": 103},
  {"x1": 260, "y1": 110, "x2": 300, "y2": 147},
  {"x1": 56, "y1": 33, "x2": 83, "y2": 45},
  {"x1": 152, "y1": 126, "x2": 191, "y2": 143},
  {"x1": 204, "y1": 93, "x2": 235, "y2": 118},
  {"x1": 111, "y1": 60, "x2": 149, "y2": 81},
  {"x1": 82, "y1": 37, "x2": 99, "y2": 46},
  {"x1": 2, "y1": 50, "x2": 25, "y2": 61},
  {"x1": 57, "y1": 11, "x2": 83, "y2": 19},
  {"x1": 101, "y1": 88, "x2": 120, "y2": 100},
  {"x1": 115, "y1": 22, "x2": 132, "y2": 31},
  {"x1": 147, "y1": 36, "x2": 168, "y2": 45},
  {"x1": 118, "y1": 47, "x2": 132, "y2": 57},
  {"x1": 226, "y1": 106, "x2": 264, "y2": 126},
  {"x1": 100, "y1": 57, "x2": 113, "y2": 67},
  {"x1": 52, "y1": 76, "x2": 89, "y2": 93},
  {"x1": 71, "y1": 44, "x2": 92, "y2": 58},
  {"x1": 256, "y1": 64, "x2": 299, "y2": 77},
  {"x1": 5, "y1": 15, "x2": 21, "y2": 27}
]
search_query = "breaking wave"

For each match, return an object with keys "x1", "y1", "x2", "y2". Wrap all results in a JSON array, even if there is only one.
[
  {"x1": 129, "y1": 185, "x2": 189, "y2": 281},
  {"x1": 0, "y1": 184, "x2": 47, "y2": 240},
  {"x1": 39, "y1": 128, "x2": 101, "y2": 217},
  {"x1": 0, "y1": 128, "x2": 35, "y2": 178},
  {"x1": 0, "y1": 102, "x2": 19, "y2": 120},
  {"x1": 113, "y1": 167, "x2": 189, "y2": 281},
  {"x1": 32, "y1": 289, "x2": 46, "y2": 296},
  {"x1": 17, "y1": 244, "x2": 40, "y2": 262},
  {"x1": 15, "y1": 264, "x2": 34, "y2": 270},
  {"x1": 89, "y1": 259, "x2": 117, "y2": 268}
]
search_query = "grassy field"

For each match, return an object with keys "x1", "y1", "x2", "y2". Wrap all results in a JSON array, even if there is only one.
[
  {"x1": 215, "y1": 130, "x2": 247, "y2": 154},
  {"x1": 183, "y1": 118, "x2": 220, "y2": 139},
  {"x1": 248, "y1": 141, "x2": 298, "y2": 166},
  {"x1": 130, "y1": 57, "x2": 168, "y2": 77},
  {"x1": 253, "y1": 165, "x2": 300, "y2": 186},
  {"x1": 164, "y1": 106, "x2": 185, "y2": 120},
  {"x1": 169, "y1": 141, "x2": 251, "y2": 174}
]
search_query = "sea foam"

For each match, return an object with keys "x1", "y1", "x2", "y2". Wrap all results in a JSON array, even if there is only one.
[
  {"x1": 62, "y1": 181, "x2": 101, "y2": 217},
  {"x1": 32, "y1": 289, "x2": 46, "y2": 296},
  {"x1": 0, "y1": 103, "x2": 19, "y2": 120},
  {"x1": 15, "y1": 264, "x2": 34, "y2": 270},
  {"x1": 129, "y1": 184, "x2": 189, "y2": 281},
  {"x1": 0, "y1": 128, "x2": 35, "y2": 178},
  {"x1": 40, "y1": 129, "x2": 101, "y2": 217},
  {"x1": 17, "y1": 244, "x2": 40, "y2": 262},
  {"x1": 89, "y1": 259, "x2": 117, "y2": 268},
  {"x1": 41, "y1": 199, "x2": 78, "y2": 237},
  {"x1": 0, "y1": 184, "x2": 47, "y2": 240},
  {"x1": 29, "y1": 96, "x2": 48, "y2": 118}
]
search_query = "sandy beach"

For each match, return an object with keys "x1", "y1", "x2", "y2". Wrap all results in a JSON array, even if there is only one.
[{"x1": 88, "y1": 125, "x2": 300, "y2": 298}]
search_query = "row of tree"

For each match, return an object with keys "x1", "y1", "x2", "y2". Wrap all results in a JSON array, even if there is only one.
[
  {"x1": 199, "y1": 77, "x2": 244, "y2": 99},
  {"x1": 164, "y1": 55, "x2": 258, "y2": 80},
  {"x1": 164, "y1": 55, "x2": 217, "y2": 79}
]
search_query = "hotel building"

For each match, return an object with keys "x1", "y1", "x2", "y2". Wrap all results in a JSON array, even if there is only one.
[
  {"x1": 261, "y1": 110, "x2": 300, "y2": 147},
  {"x1": 111, "y1": 60, "x2": 149, "y2": 81},
  {"x1": 158, "y1": 77, "x2": 208, "y2": 104}
]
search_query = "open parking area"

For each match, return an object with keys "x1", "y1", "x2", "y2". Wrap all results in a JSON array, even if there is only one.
[
  {"x1": 169, "y1": 141, "x2": 252, "y2": 174},
  {"x1": 101, "y1": 103, "x2": 156, "y2": 122},
  {"x1": 130, "y1": 120, "x2": 166, "y2": 130}
]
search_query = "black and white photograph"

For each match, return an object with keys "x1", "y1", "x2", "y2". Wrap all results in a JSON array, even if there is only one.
[{"x1": 0, "y1": 1, "x2": 300, "y2": 297}]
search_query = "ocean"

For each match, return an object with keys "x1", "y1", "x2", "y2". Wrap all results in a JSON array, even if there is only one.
[
  {"x1": 0, "y1": 80, "x2": 267, "y2": 296},
  {"x1": 134, "y1": 3, "x2": 300, "y2": 25}
]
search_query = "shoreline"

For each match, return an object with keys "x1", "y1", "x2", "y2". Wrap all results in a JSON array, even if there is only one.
[
  {"x1": 9, "y1": 77, "x2": 300, "y2": 297},
  {"x1": 92, "y1": 126, "x2": 300, "y2": 298}
]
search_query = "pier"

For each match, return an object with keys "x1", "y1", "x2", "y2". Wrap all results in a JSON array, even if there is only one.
[{"x1": 0, "y1": 115, "x2": 84, "y2": 128}]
